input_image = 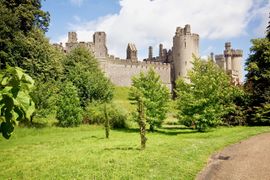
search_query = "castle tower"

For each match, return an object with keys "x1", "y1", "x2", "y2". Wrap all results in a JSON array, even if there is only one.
[
  {"x1": 231, "y1": 49, "x2": 243, "y2": 83},
  {"x1": 224, "y1": 42, "x2": 232, "y2": 71},
  {"x1": 93, "y1": 32, "x2": 108, "y2": 58},
  {"x1": 126, "y1": 43, "x2": 138, "y2": 62},
  {"x1": 68, "y1": 32, "x2": 78, "y2": 43},
  {"x1": 172, "y1": 24, "x2": 199, "y2": 80},
  {"x1": 148, "y1": 46, "x2": 153, "y2": 59},
  {"x1": 65, "y1": 32, "x2": 78, "y2": 53},
  {"x1": 215, "y1": 42, "x2": 243, "y2": 84},
  {"x1": 159, "y1": 44, "x2": 164, "y2": 60}
]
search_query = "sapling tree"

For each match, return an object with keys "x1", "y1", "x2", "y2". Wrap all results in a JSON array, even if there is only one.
[
  {"x1": 130, "y1": 68, "x2": 170, "y2": 131},
  {"x1": 129, "y1": 88, "x2": 147, "y2": 149}
]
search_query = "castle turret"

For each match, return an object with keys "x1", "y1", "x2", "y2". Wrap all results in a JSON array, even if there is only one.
[
  {"x1": 159, "y1": 44, "x2": 163, "y2": 60},
  {"x1": 66, "y1": 32, "x2": 79, "y2": 53},
  {"x1": 215, "y1": 42, "x2": 243, "y2": 84},
  {"x1": 127, "y1": 43, "x2": 138, "y2": 62},
  {"x1": 93, "y1": 32, "x2": 108, "y2": 58},
  {"x1": 224, "y1": 42, "x2": 232, "y2": 71},
  {"x1": 232, "y1": 49, "x2": 243, "y2": 83},
  {"x1": 148, "y1": 46, "x2": 153, "y2": 59},
  {"x1": 68, "y1": 32, "x2": 78, "y2": 43},
  {"x1": 172, "y1": 24, "x2": 199, "y2": 80}
]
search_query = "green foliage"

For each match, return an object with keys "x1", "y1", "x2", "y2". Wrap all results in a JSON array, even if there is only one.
[
  {"x1": 0, "y1": 0, "x2": 50, "y2": 69},
  {"x1": 63, "y1": 47, "x2": 114, "y2": 107},
  {"x1": 222, "y1": 86, "x2": 248, "y2": 126},
  {"x1": 175, "y1": 58, "x2": 237, "y2": 131},
  {"x1": 129, "y1": 68, "x2": 170, "y2": 131},
  {"x1": 245, "y1": 38, "x2": 270, "y2": 125},
  {"x1": 31, "y1": 79, "x2": 60, "y2": 118},
  {"x1": 84, "y1": 102, "x2": 128, "y2": 129},
  {"x1": 0, "y1": 66, "x2": 35, "y2": 139},
  {"x1": 56, "y1": 82, "x2": 83, "y2": 127},
  {"x1": 20, "y1": 30, "x2": 64, "y2": 81}
]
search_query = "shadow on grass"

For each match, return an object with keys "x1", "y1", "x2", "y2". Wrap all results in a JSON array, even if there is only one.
[
  {"x1": 104, "y1": 147, "x2": 140, "y2": 151},
  {"x1": 115, "y1": 126, "x2": 199, "y2": 136},
  {"x1": 19, "y1": 121, "x2": 47, "y2": 129}
]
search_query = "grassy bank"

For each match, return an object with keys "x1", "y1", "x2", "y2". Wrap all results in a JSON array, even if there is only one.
[{"x1": 0, "y1": 126, "x2": 269, "y2": 179}]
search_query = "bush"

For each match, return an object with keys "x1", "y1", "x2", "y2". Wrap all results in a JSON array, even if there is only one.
[
  {"x1": 84, "y1": 102, "x2": 128, "y2": 129},
  {"x1": 56, "y1": 82, "x2": 83, "y2": 127},
  {"x1": 175, "y1": 58, "x2": 237, "y2": 131},
  {"x1": 31, "y1": 79, "x2": 60, "y2": 118}
]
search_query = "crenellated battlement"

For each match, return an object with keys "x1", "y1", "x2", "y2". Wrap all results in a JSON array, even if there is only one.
[
  {"x1": 105, "y1": 55, "x2": 170, "y2": 69},
  {"x1": 232, "y1": 49, "x2": 243, "y2": 57},
  {"x1": 215, "y1": 54, "x2": 225, "y2": 60}
]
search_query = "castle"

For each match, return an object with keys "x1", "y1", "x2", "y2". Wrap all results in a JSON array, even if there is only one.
[{"x1": 54, "y1": 25, "x2": 243, "y2": 89}]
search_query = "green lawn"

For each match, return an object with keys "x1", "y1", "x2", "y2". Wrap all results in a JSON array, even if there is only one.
[{"x1": 0, "y1": 125, "x2": 269, "y2": 179}]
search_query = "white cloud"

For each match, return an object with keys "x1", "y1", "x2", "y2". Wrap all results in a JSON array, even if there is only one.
[
  {"x1": 252, "y1": 1, "x2": 270, "y2": 37},
  {"x1": 62, "y1": 0, "x2": 268, "y2": 59},
  {"x1": 70, "y1": 0, "x2": 85, "y2": 6}
]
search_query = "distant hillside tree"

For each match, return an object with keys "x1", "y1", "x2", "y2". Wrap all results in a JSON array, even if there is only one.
[
  {"x1": 175, "y1": 58, "x2": 239, "y2": 131},
  {"x1": 129, "y1": 68, "x2": 170, "y2": 131},
  {"x1": 63, "y1": 47, "x2": 114, "y2": 107},
  {"x1": 245, "y1": 37, "x2": 270, "y2": 125}
]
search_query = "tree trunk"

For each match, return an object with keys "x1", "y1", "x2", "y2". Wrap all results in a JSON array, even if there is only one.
[
  {"x1": 104, "y1": 104, "x2": 110, "y2": 139},
  {"x1": 138, "y1": 99, "x2": 147, "y2": 150},
  {"x1": 149, "y1": 124, "x2": 155, "y2": 132}
]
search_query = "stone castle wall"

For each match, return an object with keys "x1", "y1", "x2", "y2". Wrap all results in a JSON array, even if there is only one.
[{"x1": 99, "y1": 56, "x2": 171, "y2": 89}]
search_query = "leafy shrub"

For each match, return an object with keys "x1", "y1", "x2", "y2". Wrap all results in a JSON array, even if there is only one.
[
  {"x1": 84, "y1": 102, "x2": 128, "y2": 129},
  {"x1": 56, "y1": 82, "x2": 83, "y2": 127},
  {"x1": 31, "y1": 79, "x2": 60, "y2": 118},
  {"x1": 175, "y1": 58, "x2": 237, "y2": 131},
  {"x1": 0, "y1": 67, "x2": 35, "y2": 139}
]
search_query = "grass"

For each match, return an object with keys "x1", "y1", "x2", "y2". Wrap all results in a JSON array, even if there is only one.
[
  {"x1": 113, "y1": 86, "x2": 135, "y2": 112},
  {"x1": 0, "y1": 125, "x2": 270, "y2": 179}
]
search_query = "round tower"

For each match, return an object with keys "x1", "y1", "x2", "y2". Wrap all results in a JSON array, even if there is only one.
[
  {"x1": 172, "y1": 24, "x2": 199, "y2": 80},
  {"x1": 232, "y1": 49, "x2": 243, "y2": 82}
]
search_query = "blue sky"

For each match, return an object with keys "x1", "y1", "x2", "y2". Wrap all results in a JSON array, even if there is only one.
[{"x1": 42, "y1": 0, "x2": 269, "y2": 66}]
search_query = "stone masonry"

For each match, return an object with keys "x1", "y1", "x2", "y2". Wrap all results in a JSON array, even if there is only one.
[{"x1": 53, "y1": 25, "x2": 243, "y2": 90}]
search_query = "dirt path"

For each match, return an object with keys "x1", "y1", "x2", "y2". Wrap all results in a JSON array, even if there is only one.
[{"x1": 196, "y1": 132, "x2": 270, "y2": 180}]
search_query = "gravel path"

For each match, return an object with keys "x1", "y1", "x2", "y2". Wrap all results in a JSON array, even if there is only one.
[{"x1": 196, "y1": 132, "x2": 270, "y2": 180}]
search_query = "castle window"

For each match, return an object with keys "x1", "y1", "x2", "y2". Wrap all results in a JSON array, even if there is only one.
[
  {"x1": 185, "y1": 61, "x2": 187, "y2": 66},
  {"x1": 178, "y1": 53, "x2": 180, "y2": 57},
  {"x1": 184, "y1": 42, "x2": 186, "y2": 48},
  {"x1": 99, "y1": 39, "x2": 101, "y2": 42}
]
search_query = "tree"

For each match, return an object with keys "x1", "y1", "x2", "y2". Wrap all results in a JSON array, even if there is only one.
[
  {"x1": 129, "y1": 68, "x2": 170, "y2": 131},
  {"x1": 56, "y1": 82, "x2": 83, "y2": 127},
  {"x1": 175, "y1": 58, "x2": 237, "y2": 131},
  {"x1": 104, "y1": 104, "x2": 110, "y2": 138},
  {"x1": 129, "y1": 88, "x2": 147, "y2": 150},
  {"x1": 245, "y1": 38, "x2": 270, "y2": 125},
  {"x1": 0, "y1": 0, "x2": 50, "y2": 69},
  {"x1": 19, "y1": 29, "x2": 64, "y2": 82},
  {"x1": 0, "y1": 66, "x2": 35, "y2": 139},
  {"x1": 63, "y1": 47, "x2": 113, "y2": 107}
]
